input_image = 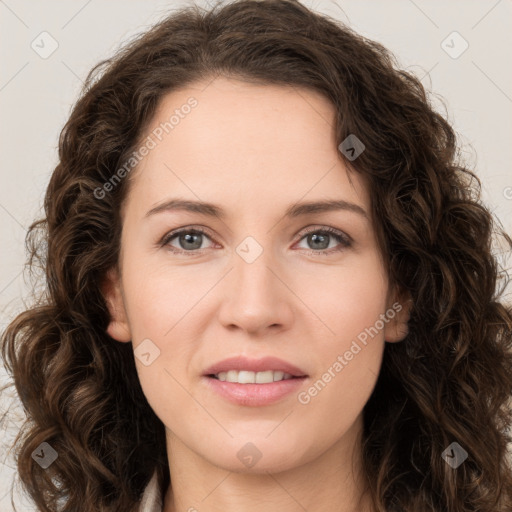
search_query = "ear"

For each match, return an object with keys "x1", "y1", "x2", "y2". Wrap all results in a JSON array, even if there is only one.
[
  {"x1": 101, "y1": 267, "x2": 132, "y2": 342},
  {"x1": 383, "y1": 285, "x2": 413, "y2": 343}
]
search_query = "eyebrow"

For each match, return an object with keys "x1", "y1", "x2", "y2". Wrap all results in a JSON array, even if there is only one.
[{"x1": 145, "y1": 198, "x2": 368, "y2": 220}]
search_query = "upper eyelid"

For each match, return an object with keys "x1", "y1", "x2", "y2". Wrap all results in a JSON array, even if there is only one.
[{"x1": 298, "y1": 225, "x2": 351, "y2": 239}]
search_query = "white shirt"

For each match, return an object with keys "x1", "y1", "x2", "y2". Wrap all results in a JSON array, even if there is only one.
[{"x1": 138, "y1": 471, "x2": 163, "y2": 512}]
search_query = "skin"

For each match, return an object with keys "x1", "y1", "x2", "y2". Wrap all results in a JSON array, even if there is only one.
[{"x1": 102, "y1": 76, "x2": 411, "y2": 512}]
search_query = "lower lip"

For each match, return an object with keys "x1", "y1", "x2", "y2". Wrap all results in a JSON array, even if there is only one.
[{"x1": 203, "y1": 375, "x2": 308, "y2": 407}]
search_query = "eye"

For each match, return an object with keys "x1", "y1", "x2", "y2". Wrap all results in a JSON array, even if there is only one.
[
  {"x1": 159, "y1": 225, "x2": 352, "y2": 256},
  {"x1": 294, "y1": 226, "x2": 352, "y2": 255},
  {"x1": 160, "y1": 227, "x2": 215, "y2": 254}
]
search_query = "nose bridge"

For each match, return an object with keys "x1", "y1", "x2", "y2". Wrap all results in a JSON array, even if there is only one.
[
  {"x1": 218, "y1": 233, "x2": 292, "y2": 333},
  {"x1": 233, "y1": 233, "x2": 280, "y2": 302}
]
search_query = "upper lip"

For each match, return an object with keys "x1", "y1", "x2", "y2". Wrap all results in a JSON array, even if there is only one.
[{"x1": 203, "y1": 356, "x2": 308, "y2": 377}]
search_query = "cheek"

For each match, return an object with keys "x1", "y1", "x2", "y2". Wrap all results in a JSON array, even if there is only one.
[
  {"x1": 298, "y1": 255, "x2": 388, "y2": 403},
  {"x1": 123, "y1": 264, "x2": 200, "y2": 418},
  {"x1": 302, "y1": 256, "x2": 388, "y2": 342},
  {"x1": 122, "y1": 258, "x2": 203, "y2": 340},
  {"x1": 121, "y1": 261, "x2": 207, "y2": 393}
]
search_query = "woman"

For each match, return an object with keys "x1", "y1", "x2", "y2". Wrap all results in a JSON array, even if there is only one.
[{"x1": 2, "y1": 0, "x2": 511, "y2": 511}]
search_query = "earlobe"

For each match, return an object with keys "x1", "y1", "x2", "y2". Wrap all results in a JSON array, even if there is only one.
[
  {"x1": 384, "y1": 287, "x2": 413, "y2": 343},
  {"x1": 101, "y1": 267, "x2": 132, "y2": 343}
]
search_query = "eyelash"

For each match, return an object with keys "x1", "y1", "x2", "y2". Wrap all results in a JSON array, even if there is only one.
[{"x1": 159, "y1": 225, "x2": 352, "y2": 256}]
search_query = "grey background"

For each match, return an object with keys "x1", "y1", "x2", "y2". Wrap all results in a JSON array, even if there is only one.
[{"x1": 1, "y1": 0, "x2": 511, "y2": 509}]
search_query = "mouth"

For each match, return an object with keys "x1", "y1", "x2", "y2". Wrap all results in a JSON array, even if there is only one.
[{"x1": 201, "y1": 356, "x2": 308, "y2": 406}]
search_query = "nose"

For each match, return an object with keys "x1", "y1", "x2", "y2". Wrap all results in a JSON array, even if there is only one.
[{"x1": 217, "y1": 240, "x2": 294, "y2": 336}]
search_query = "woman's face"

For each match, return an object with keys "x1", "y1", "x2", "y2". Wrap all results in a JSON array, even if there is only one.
[{"x1": 103, "y1": 77, "x2": 410, "y2": 474}]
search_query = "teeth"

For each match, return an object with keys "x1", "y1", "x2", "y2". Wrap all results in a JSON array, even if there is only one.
[{"x1": 215, "y1": 370, "x2": 295, "y2": 383}]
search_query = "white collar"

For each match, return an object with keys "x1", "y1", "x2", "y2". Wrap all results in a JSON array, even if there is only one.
[{"x1": 138, "y1": 470, "x2": 162, "y2": 512}]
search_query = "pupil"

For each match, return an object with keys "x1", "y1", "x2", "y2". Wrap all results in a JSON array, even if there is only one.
[
  {"x1": 181, "y1": 233, "x2": 202, "y2": 250},
  {"x1": 310, "y1": 233, "x2": 328, "y2": 250}
]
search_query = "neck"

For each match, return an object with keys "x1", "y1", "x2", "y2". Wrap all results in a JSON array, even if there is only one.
[{"x1": 162, "y1": 414, "x2": 375, "y2": 512}]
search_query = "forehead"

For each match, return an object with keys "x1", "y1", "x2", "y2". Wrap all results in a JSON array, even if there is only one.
[{"x1": 124, "y1": 77, "x2": 369, "y2": 218}]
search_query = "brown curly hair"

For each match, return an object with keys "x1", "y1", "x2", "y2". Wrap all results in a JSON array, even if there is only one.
[{"x1": 2, "y1": 0, "x2": 512, "y2": 510}]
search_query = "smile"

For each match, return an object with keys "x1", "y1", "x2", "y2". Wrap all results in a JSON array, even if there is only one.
[{"x1": 211, "y1": 370, "x2": 297, "y2": 383}]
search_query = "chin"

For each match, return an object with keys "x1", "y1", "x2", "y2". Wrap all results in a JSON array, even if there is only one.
[{"x1": 201, "y1": 439, "x2": 307, "y2": 474}]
